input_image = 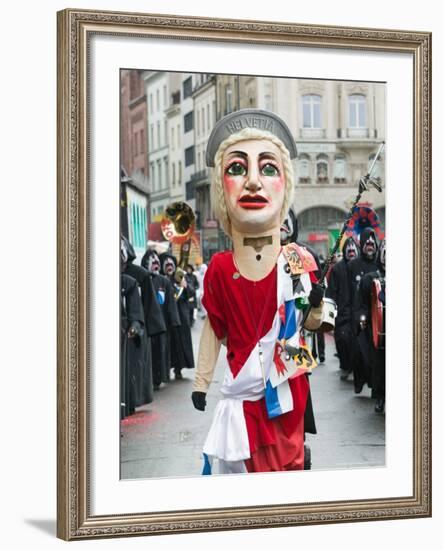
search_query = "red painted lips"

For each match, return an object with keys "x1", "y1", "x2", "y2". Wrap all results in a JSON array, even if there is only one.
[{"x1": 238, "y1": 194, "x2": 269, "y2": 209}]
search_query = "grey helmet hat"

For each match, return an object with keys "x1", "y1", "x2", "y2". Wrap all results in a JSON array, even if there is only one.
[{"x1": 205, "y1": 108, "x2": 297, "y2": 167}]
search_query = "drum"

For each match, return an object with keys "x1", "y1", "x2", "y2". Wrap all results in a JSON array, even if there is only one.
[
  {"x1": 371, "y1": 278, "x2": 385, "y2": 349},
  {"x1": 317, "y1": 297, "x2": 337, "y2": 333}
]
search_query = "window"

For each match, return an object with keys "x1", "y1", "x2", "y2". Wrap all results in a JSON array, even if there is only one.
[
  {"x1": 140, "y1": 129, "x2": 145, "y2": 154},
  {"x1": 299, "y1": 207, "x2": 344, "y2": 230},
  {"x1": 185, "y1": 146, "x2": 195, "y2": 167},
  {"x1": 202, "y1": 107, "x2": 205, "y2": 133},
  {"x1": 157, "y1": 160, "x2": 162, "y2": 189},
  {"x1": 177, "y1": 124, "x2": 181, "y2": 148},
  {"x1": 164, "y1": 120, "x2": 168, "y2": 146},
  {"x1": 198, "y1": 151, "x2": 201, "y2": 171},
  {"x1": 171, "y1": 127, "x2": 175, "y2": 150},
  {"x1": 164, "y1": 158, "x2": 169, "y2": 187},
  {"x1": 163, "y1": 85, "x2": 167, "y2": 108},
  {"x1": 316, "y1": 154, "x2": 329, "y2": 183},
  {"x1": 172, "y1": 162, "x2": 176, "y2": 185},
  {"x1": 302, "y1": 94, "x2": 322, "y2": 128},
  {"x1": 178, "y1": 161, "x2": 182, "y2": 184},
  {"x1": 334, "y1": 154, "x2": 347, "y2": 183},
  {"x1": 183, "y1": 77, "x2": 192, "y2": 99},
  {"x1": 184, "y1": 112, "x2": 194, "y2": 133},
  {"x1": 150, "y1": 124, "x2": 154, "y2": 149},
  {"x1": 297, "y1": 154, "x2": 311, "y2": 184},
  {"x1": 149, "y1": 93, "x2": 153, "y2": 114},
  {"x1": 156, "y1": 89, "x2": 159, "y2": 110},
  {"x1": 349, "y1": 94, "x2": 366, "y2": 128},
  {"x1": 207, "y1": 104, "x2": 210, "y2": 131},
  {"x1": 226, "y1": 85, "x2": 233, "y2": 114},
  {"x1": 150, "y1": 163, "x2": 155, "y2": 191},
  {"x1": 157, "y1": 122, "x2": 160, "y2": 148}
]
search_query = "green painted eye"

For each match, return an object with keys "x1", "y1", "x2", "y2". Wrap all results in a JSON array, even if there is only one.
[
  {"x1": 227, "y1": 162, "x2": 246, "y2": 176},
  {"x1": 261, "y1": 163, "x2": 278, "y2": 176}
]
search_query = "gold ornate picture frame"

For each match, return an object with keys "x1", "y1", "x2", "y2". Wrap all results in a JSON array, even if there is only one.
[{"x1": 57, "y1": 8, "x2": 431, "y2": 540}]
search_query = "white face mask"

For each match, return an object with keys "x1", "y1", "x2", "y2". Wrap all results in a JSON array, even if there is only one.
[
  {"x1": 148, "y1": 254, "x2": 160, "y2": 273},
  {"x1": 280, "y1": 214, "x2": 294, "y2": 243},
  {"x1": 345, "y1": 241, "x2": 358, "y2": 260},
  {"x1": 120, "y1": 241, "x2": 128, "y2": 264},
  {"x1": 362, "y1": 235, "x2": 376, "y2": 258},
  {"x1": 163, "y1": 258, "x2": 175, "y2": 276},
  {"x1": 379, "y1": 241, "x2": 386, "y2": 267}
]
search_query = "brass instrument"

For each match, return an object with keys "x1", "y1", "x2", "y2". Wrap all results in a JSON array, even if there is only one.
[{"x1": 161, "y1": 202, "x2": 196, "y2": 298}]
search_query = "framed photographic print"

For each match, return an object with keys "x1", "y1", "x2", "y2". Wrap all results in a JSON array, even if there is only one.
[{"x1": 57, "y1": 8, "x2": 431, "y2": 540}]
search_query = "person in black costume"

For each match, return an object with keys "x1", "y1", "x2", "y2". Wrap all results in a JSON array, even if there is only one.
[
  {"x1": 347, "y1": 227, "x2": 378, "y2": 394},
  {"x1": 141, "y1": 249, "x2": 181, "y2": 389},
  {"x1": 120, "y1": 272, "x2": 145, "y2": 419},
  {"x1": 159, "y1": 253, "x2": 195, "y2": 379},
  {"x1": 326, "y1": 236, "x2": 359, "y2": 380},
  {"x1": 184, "y1": 264, "x2": 199, "y2": 327},
  {"x1": 121, "y1": 236, "x2": 166, "y2": 406},
  {"x1": 359, "y1": 239, "x2": 386, "y2": 413}
]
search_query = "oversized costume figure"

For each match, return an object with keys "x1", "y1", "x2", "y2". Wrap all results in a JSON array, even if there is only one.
[
  {"x1": 326, "y1": 236, "x2": 359, "y2": 380},
  {"x1": 347, "y1": 227, "x2": 378, "y2": 393},
  {"x1": 192, "y1": 109, "x2": 324, "y2": 474},
  {"x1": 159, "y1": 252, "x2": 195, "y2": 378},
  {"x1": 141, "y1": 249, "x2": 181, "y2": 388},
  {"x1": 359, "y1": 240, "x2": 386, "y2": 413}
]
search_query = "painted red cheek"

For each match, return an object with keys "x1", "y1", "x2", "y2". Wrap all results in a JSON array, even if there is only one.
[
  {"x1": 272, "y1": 177, "x2": 285, "y2": 192},
  {"x1": 223, "y1": 174, "x2": 238, "y2": 190}
]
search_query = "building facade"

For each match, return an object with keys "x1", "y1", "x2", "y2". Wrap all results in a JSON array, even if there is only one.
[
  {"x1": 143, "y1": 71, "x2": 172, "y2": 221},
  {"x1": 120, "y1": 70, "x2": 150, "y2": 256},
  {"x1": 125, "y1": 70, "x2": 386, "y2": 261}
]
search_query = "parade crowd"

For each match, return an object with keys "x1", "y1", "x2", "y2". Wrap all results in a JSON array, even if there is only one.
[
  {"x1": 120, "y1": 216, "x2": 386, "y2": 422},
  {"x1": 120, "y1": 234, "x2": 206, "y2": 419}
]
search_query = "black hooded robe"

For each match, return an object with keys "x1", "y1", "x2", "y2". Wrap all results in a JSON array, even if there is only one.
[
  {"x1": 122, "y1": 239, "x2": 166, "y2": 406},
  {"x1": 159, "y1": 253, "x2": 195, "y2": 373},
  {"x1": 326, "y1": 236, "x2": 357, "y2": 374},
  {"x1": 347, "y1": 228, "x2": 379, "y2": 391},
  {"x1": 121, "y1": 273, "x2": 147, "y2": 418},
  {"x1": 150, "y1": 272, "x2": 182, "y2": 385}
]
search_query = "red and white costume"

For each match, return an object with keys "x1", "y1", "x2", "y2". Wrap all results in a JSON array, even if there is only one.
[{"x1": 201, "y1": 249, "x2": 314, "y2": 473}]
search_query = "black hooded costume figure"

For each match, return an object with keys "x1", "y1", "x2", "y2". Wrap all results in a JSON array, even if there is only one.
[
  {"x1": 326, "y1": 236, "x2": 359, "y2": 378},
  {"x1": 359, "y1": 239, "x2": 386, "y2": 413},
  {"x1": 280, "y1": 208, "x2": 319, "y2": 462},
  {"x1": 120, "y1": 272, "x2": 145, "y2": 418},
  {"x1": 121, "y1": 236, "x2": 166, "y2": 407},
  {"x1": 159, "y1": 252, "x2": 195, "y2": 377},
  {"x1": 141, "y1": 249, "x2": 181, "y2": 388},
  {"x1": 347, "y1": 227, "x2": 379, "y2": 393}
]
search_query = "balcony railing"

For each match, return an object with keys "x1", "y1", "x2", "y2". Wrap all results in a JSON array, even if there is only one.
[
  {"x1": 346, "y1": 128, "x2": 369, "y2": 138},
  {"x1": 191, "y1": 169, "x2": 210, "y2": 187},
  {"x1": 300, "y1": 128, "x2": 326, "y2": 139}
]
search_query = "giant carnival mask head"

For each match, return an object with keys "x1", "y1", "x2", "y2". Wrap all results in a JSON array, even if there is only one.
[
  {"x1": 343, "y1": 236, "x2": 359, "y2": 262},
  {"x1": 141, "y1": 249, "x2": 161, "y2": 274},
  {"x1": 206, "y1": 109, "x2": 297, "y2": 236},
  {"x1": 360, "y1": 228, "x2": 378, "y2": 260}
]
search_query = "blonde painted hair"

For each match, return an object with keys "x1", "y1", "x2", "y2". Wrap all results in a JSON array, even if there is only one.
[{"x1": 210, "y1": 127, "x2": 295, "y2": 237}]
